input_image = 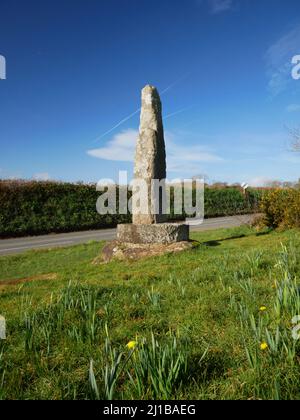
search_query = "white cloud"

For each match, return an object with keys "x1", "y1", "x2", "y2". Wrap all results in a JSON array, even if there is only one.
[
  {"x1": 166, "y1": 134, "x2": 223, "y2": 173},
  {"x1": 286, "y1": 104, "x2": 300, "y2": 112},
  {"x1": 265, "y1": 25, "x2": 300, "y2": 96},
  {"x1": 33, "y1": 172, "x2": 51, "y2": 181},
  {"x1": 209, "y1": 0, "x2": 233, "y2": 14},
  {"x1": 87, "y1": 128, "x2": 223, "y2": 175},
  {"x1": 87, "y1": 129, "x2": 137, "y2": 162}
]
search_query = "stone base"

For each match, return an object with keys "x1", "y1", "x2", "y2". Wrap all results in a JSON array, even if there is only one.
[
  {"x1": 94, "y1": 240, "x2": 195, "y2": 264},
  {"x1": 116, "y1": 223, "x2": 189, "y2": 244}
]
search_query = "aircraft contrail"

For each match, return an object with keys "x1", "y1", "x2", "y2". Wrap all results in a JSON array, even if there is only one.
[
  {"x1": 164, "y1": 105, "x2": 194, "y2": 120},
  {"x1": 160, "y1": 72, "x2": 191, "y2": 95},
  {"x1": 92, "y1": 107, "x2": 141, "y2": 143},
  {"x1": 92, "y1": 72, "x2": 192, "y2": 144}
]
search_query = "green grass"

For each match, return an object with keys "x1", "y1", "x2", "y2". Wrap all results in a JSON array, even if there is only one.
[{"x1": 0, "y1": 226, "x2": 299, "y2": 400}]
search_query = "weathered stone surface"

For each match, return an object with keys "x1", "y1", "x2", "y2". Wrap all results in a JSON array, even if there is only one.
[
  {"x1": 117, "y1": 223, "x2": 189, "y2": 244},
  {"x1": 95, "y1": 240, "x2": 195, "y2": 264},
  {"x1": 132, "y1": 85, "x2": 167, "y2": 225},
  {"x1": 107, "y1": 84, "x2": 190, "y2": 252}
]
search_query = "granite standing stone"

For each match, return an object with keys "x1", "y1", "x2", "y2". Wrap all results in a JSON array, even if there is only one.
[
  {"x1": 133, "y1": 85, "x2": 167, "y2": 224},
  {"x1": 116, "y1": 85, "x2": 189, "y2": 246}
]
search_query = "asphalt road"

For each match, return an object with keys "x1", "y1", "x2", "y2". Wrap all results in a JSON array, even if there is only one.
[{"x1": 0, "y1": 214, "x2": 256, "y2": 256}]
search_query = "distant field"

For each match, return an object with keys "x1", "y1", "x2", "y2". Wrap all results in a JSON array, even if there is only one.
[{"x1": 0, "y1": 226, "x2": 299, "y2": 400}]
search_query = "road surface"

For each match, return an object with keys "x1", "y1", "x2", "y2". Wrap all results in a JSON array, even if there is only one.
[{"x1": 0, "y1": 214, "x2": 256, "y2": 256}]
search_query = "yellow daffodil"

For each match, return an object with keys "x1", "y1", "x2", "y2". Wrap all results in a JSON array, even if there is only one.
[
  {"x1": 259, "y1": 306, "x2": 267, "y2": 312},
  {"x1": 126, "y1": 340, "x2": 138, "y2": 350},
  {"x1": 260, "y1": 342, "x2": 268, "y2": 351}
]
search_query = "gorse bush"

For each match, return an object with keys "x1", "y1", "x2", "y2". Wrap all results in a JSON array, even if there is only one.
[
  {"x1": 284, "y1": 191, "x2": 300, "y2": 228},
  {"x1": 0, "y1": 180, "x2": 260, "y2": 237},
  {"x1": 261, "y1": 188, "x2": 300, "y2": 229}
]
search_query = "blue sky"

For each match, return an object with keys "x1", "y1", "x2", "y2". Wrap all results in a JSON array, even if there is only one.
[{"x1": 1, "y1": 0, "x2": 300, "y2": 185}]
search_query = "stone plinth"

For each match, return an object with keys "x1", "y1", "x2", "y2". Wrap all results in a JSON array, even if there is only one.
[
  {"x1": 95, "y1": 240, "x2": 195, "y2": 264},
  {"x1": 117, "y1": 223, "x2": 189, "y2": 245}
]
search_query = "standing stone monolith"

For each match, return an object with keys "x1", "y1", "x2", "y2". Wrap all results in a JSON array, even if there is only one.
[
  {"x1": 133, "y1": 85, "x2": 167, "y2": 225},
  {"x1": 116, "y1": 85, "x2": 189, "y2": 246}
]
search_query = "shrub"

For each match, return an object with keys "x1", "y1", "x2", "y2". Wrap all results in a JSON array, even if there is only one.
[
  {"x1": 282, "y1": 190, "x2": 300, "y2": 228},
  {"x1": 261, "y1": 188, "x2": 300, "y2": 228}
]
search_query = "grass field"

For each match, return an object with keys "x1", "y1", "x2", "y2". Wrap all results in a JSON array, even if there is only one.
[{"x1": 0, "y1": 226, "x2": 300, "y2": 400}]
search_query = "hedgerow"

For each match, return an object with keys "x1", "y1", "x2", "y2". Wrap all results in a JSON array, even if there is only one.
[{"x1": 0, "y1": 180, "x2": 260, "y2": 237}]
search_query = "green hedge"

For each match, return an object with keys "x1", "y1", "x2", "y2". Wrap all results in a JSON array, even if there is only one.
[
  {"x1": 0, "y1": 180, "x2": 260, "y2": 237},
  {"x1": 204, "y1": 187, "x2": 261, "y2": 217}
]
